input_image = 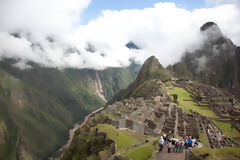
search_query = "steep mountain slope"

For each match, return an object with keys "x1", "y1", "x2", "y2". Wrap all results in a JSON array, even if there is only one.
[
  {"x1": 167, "y1": 22, "x2": 240, "y2": 97},
  {"x1": 0, "y1": 59, "x2": 139, "y2": 160},
  {"x1": 110, "y1": 56, "x2": 170, "y2": 102}
]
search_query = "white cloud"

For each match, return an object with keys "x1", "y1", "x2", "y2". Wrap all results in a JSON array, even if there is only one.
[
  {"x1": 206, "y1": 0, "x2": 240, "y2": 7},
  {"x1": 0, "y1": 1, "x2": 240, "y2": 69}
]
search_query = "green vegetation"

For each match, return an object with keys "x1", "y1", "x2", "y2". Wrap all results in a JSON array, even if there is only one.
[
  {"x1": 96, "y1": 124, "x2": 157, "y2": 160},
  {"x1": 108, "y1": 56, "x2": 170, "y2": 102},
  {"x1": 135, "y1": 56, "x2": 169, "y2": 83},
  {"x1": 0, "y1": 60, "x2": 138, "y2": 160},
  {"x1": 150, "y1": 68, "x2": 171, "y2": 82},
  {"x1": 163, "y1": 81, "x2": 172, "y2": 87},
  {"x1": 127, "y1": 142, "x2": 156, "y2": 160},
  {"x1": 167, "y1": 87, "x2": 218, "y2": 118},
  {"x1": 63, "y1": 126, "x2": 109, "y2": 160},
  {"x1": 100, "y1": 63, "x2": 139, "y2": 100},
  {"x1": 63, "y1": 119, "x2": 157, "y2": 160},
  {"x1": 235, "y1": 105, "x2": 240, "y2": 109},
  {"x1": 199, "y1": 132, "x2": 211, "y2": 148},
  {"x1": 193, "y1": 147, "x2": 240, "y2": 160},
  {"x1": 62, "y1": 114, "x2": 112, "y2": 160},
  {"x1": 213, "y1": 121, "x2": 240, "y2": 138},
  {"x1": 97, "y1": 124, "x2": 146, "y2": 150},
  {"x1": 130, "y1": 79, "x2": 167, "y2": 98},
  {"x1": 211, "y1": 97, "x2": 231, "y2": 105}
]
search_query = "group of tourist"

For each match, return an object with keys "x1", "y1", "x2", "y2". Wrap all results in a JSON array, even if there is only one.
[{"x1": 158, "y1": 134, "x2": 198, "y2": 153}]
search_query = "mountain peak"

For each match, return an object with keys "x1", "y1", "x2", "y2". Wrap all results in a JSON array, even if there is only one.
[
  {"x1": 200, "y1": 22, "x2": 218, "y2": 31},
  {"x1": 200, "y1": 22, "x2": 224, "y2": 43},
  {"x1": 200, "y1": 22, "x2": 222, "y2": 37},
  {"x1": 125, "y1": 41, "x2": 140, "y2": 49},
  {"x1": 134, "y1": 56, "x2": 168, "y2": 85},
  {"x1": 139, "y1": 56, "x2": 162, "y2": 75}
]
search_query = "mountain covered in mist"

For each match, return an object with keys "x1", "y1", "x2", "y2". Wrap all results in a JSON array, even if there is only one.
[
  {"x1": 0, "y1": 59, "x2": 140, "y2": 160},
  {"x1": 61, "y1": 54, "x2": 240, "y2": 160},
  {"x1": 1, "y1": 20, "x2": 240, "y2": 160},
  {"x1": 59, "y1": 22, "x2": 240, "y2": 160},
  {"x1": 167, "y1": 22, "x2": 240, "y2": 97}
]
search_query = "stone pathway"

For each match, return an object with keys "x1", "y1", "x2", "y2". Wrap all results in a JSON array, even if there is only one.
[{"x1": 156, "y1": 147, "x2": 186, "y2": 160}]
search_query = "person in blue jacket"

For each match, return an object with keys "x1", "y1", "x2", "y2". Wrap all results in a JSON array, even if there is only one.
[{"x1": 187, "y1": 137, "x2": 193, "y2": 148}]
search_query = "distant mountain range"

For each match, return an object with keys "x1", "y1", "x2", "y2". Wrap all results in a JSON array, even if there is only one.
[{"x1": 0, "y1": 59, "x2": 140, "y2": 160}]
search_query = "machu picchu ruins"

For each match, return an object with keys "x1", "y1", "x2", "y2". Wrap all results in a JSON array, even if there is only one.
[
  {"x1": 1, "y1": 1, "x2": 240, "y2": 159},
  {"x1": 60, "y1": 55, "x2": 240, "y2": 160}
]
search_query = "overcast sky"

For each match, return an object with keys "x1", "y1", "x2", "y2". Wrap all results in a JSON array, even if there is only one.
[{"x1": 0, "y1": 0, "x2": 240, "y2": 69}]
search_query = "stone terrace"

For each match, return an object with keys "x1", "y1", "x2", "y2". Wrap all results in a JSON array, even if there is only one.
[{"x1": 105, "y1": 85, "x2": 239, "y2": 148}]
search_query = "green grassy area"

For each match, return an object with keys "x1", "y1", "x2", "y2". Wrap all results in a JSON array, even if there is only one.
[
  {"x1": 211, "y1": 98, "x2": 231, "y2": 105},
  {"x1": 185, "y1": 85, "x2": 198, "y2": 95},
  {"x1": 97, "y1": 124, "x2": 146, "y2": 150},
  {"x1": 199, "y1": 132, "x2": 211, "y2": 148},
  {"x1": 163, "y1": 81, "x2": 172, "y2": 87},
  {"x1": 193, "y1": 147, "x2": 240, "y2": 160},
  {"x1": 97, "y1": 124, "x2": 157, "y2": 160},
  {"x1": 126, "y1": 142, "x2": 156, "y2": 160},
  {"x1": 235, "y1": 105, "x2": 240, "y2": 109},
  {"x1": 213, "y1": 121, "x2": 240, "y2": 138},
  {"x1": 167, "y1": 87, "x2": 218, "y2": 118}
]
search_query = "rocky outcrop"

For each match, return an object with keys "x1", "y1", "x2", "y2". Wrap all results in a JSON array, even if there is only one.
[{"x1": 94, "y1": 72, "x2": 107, "y2": 102}]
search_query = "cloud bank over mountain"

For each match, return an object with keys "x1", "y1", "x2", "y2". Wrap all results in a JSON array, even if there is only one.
[{"x1": 0, "y1": 0, "x2": 240, "y2": 69}]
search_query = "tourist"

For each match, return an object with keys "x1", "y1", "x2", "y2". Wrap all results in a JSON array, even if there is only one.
[
  {"x1": 168, "y1": 140, "x2": 172, "y2": 153},
  {"x1": 163, "y1": 134, "x2": 167, "y2": 142},
  {"x1": 172, "y1": 140, "x2": 179, "y2": 152},
  {"x1": 166, "y1": 131, "x2": 171, "y2": 141},
  {"x1": 171, "y1": 136, "x2": 176, "y2": 145},
  {"x1": 184, "y1": 136, "x2": 188, "y2": 149},
  {"x1": 187, "y1": 137, "x2": 193, "y2": 148},
  {"x1": 179, "y1": 140, "x2": 185, "y2": 152},
  {"x1": 194, "y1": 140, "x2": 199, "y2": 147},
  {"x1": 192, "y1": 138, "x2": 196, "y2": 147},
  {"x1": 159, "y1": 136, "x2": 164, "y2": 151}
]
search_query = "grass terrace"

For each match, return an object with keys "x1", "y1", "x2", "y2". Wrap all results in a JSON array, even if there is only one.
[
  {"x1": 166, "y1": 87, "x2": 218, "y2": 118},
  {"x1": 126, "y1": 142, "x2": 156, "y2": 160},
  {"x1": 97, "y1": 124, "x2": 157, "y2": 160},
  {"x1": 97, "y1": 124, "x2": 147, "y2": 150},
  {"x1": 199, "y1": 130, "x2": 211, "y2": 148},
  {"x1": 193, "y1": 147, "x2": 240, "y2": 160},
  {"x1": 213, "y1": 121, "x2": 240, "y2": 139}
]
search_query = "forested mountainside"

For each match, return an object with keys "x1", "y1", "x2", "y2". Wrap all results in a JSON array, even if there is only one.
[
  {"x1": 167, "y1": 22, "x2": 240, "y2": 98},
  {"x1": 109, "y1": 56, "x2": 171, "y2": 103},
  {"x1": 0, "y1": 59, "x2": 140, "y2": 160}
]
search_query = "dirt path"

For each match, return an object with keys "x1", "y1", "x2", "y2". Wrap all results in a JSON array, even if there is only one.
[
  {"x1": 156, "y1": 146, "x2": 186, "y2": 160},
  {"x1": 49, "y1": 107, "x2": 104, "y2": 160}
]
